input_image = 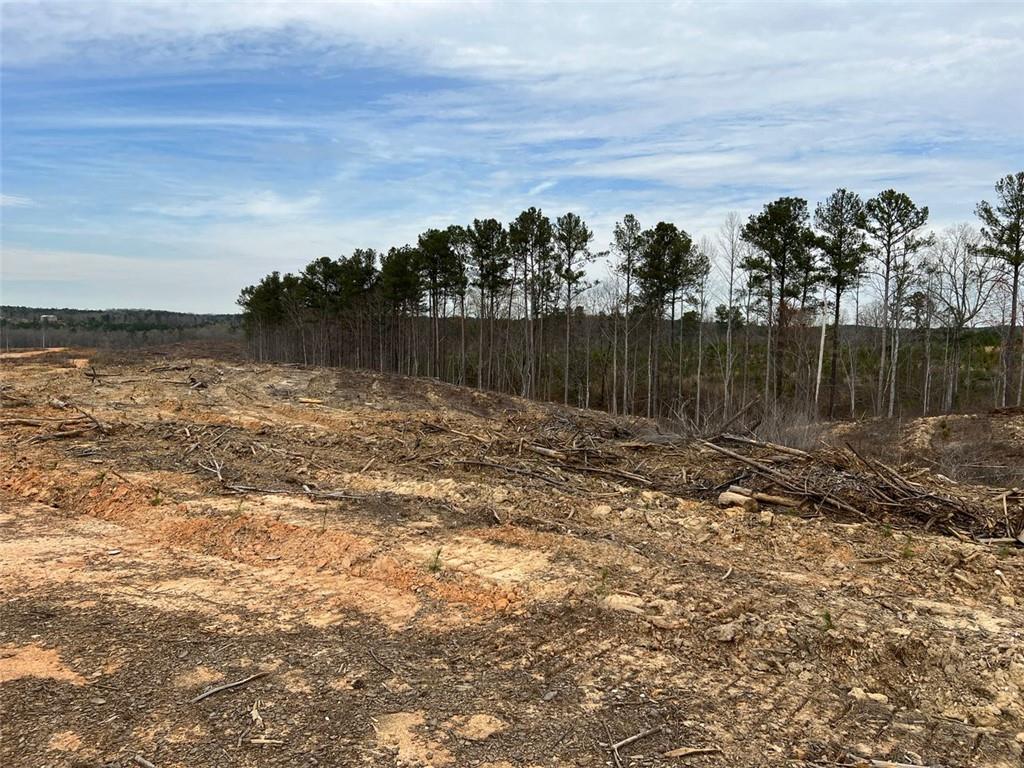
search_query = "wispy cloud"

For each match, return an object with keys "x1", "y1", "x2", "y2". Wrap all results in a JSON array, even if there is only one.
[
  {"x1": 0, "y1": 194, "x2": 35, "y2": 208},
  {"x1": 134, "y1": 191, "x2": 322, "y2": 220},
  {"x1": 40, "y1": 114, "x2": 311, "y2": 130},
  {"x1": 527, "y1": 180, "x2": 556, "y2": 196}
]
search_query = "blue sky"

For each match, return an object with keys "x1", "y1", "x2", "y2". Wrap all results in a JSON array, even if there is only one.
[{"x1": 2, "y1": 1, "x2": 1023, "y2": 312}]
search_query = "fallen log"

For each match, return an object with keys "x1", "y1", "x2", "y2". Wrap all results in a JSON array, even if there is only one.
[
  {"x1": 700, "y1": 439, "x2": 863, "y2": 517},
  {"x1": 752, "y1": 492, "x2": 802, "y2": 508},
  {"x1": 525, "y1": 443, "x2": 568, "y2": 460},
  {"x1": 727, "y1": 484, "x2": 754, "y2": 496},
  {"x1": 27, "y1": 427, "x2": 95, "y2": 443},
  {"x1": 718, "y1": 491, "x2": 758, "y2": 512},
  {"x1": 726, "y1": 486, "x2": 799, "y2": 508},
  {"x1": 719, "y1": 433, "x2": 810, "y2": 457}
]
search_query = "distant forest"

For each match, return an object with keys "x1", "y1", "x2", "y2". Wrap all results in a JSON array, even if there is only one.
[
  {"x1": 0, "y1": 306, "x2": 241, "y2": 349},
  {"x1": 239, "y1": 172, "x2": 1023, "y2": 424}
]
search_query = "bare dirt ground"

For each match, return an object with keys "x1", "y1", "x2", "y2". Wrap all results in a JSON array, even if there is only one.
[
  {"x1": 1, "y1": 349, "x2": 1022, "y2": 768},
  {"x1": 830, "y1": 411, "x2": 1024, "y2": 489},
  {"x1": 0, "y1": 348, "x2": 71, "y2": 360}
]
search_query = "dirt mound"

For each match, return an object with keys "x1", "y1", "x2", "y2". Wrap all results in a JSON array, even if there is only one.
[{"x1": 831, "y1": 410, "x2": 1024, "y2": 488}]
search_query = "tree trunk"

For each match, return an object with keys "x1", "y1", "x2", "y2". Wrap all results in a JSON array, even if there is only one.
[
  {"x1": 646, "y1": 317, "x2": 654, "y2": 419},
  {"x1": 922, "y1": 321, "x2": 932, "y2": 415},
  {"x1": 489, "y1": 294, "x2": 497, "y2": 390},
  {"x1": 846, "y1": 343, "x2": 857, "y2": 418},
  {"x1": 724, "y1": 303, "x2": 733, "y2": 415},
  {"x1": 877, "y1": 245, "x2": 891, "y2": 416},
  {"x1": 944, "y1": 328, "x2": 961, "y2": 413},
  {"x1": 813, "y1": 307, "x2": 826, "y2": 411},
  {"x1": 478, "y1": 285, "x2": 486, "y2": 389},
  {"x1": 623, "y1": 270, "x2": 632, "y2": 415},
  {"x1": 1005, "y1": 263, "x2": 1020, "y2": 406},
  {"x1": 672, "y1": 291, "x2": 681, "y2": 410},
  {"x1": 1017, "y1": 319, "x2": 1024, "y2": 407},
  {"x1": 763, "y1": 316, "x2": 772, "y2": 411},
  {"x1": 888, "y1": 322, "x2": 901, "y2": 418},
  {"x1": 775, "y1": 292, "x2": 785, "y2": 404},
  {"x1": 564, "y1": 285, "x2": 572, "y2": 405},
  {"x1": 611, "y1": 304, "x2": 618, "y2": 414},
  {"x1": 585, "y1": 313, "x2": 591, "y2": 408},
  {"x1": 695, "y1": 312, "x2": 704, "y2": 425},
  {"x1": 460, "y1": 293, "x2": 467, "y2": 386},
  {"x1": 827, "y1": 288, "x2": 842, "y2": 419},
  {"x1": 524, "y1": 262, "x2": 533, "y2": 399}
]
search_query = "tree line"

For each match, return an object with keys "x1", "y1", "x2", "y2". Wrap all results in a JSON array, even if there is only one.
[
  {"x1": 0, "y1": 306, "x2": 242, "y2": 350},
  {"x1": 238, "y1": 172, "x2": 1023, "y2": 424}
]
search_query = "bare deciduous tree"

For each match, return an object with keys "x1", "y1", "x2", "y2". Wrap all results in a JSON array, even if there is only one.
[{"x1": 930, "y1": 224, "x2": 998, "y2": 412}]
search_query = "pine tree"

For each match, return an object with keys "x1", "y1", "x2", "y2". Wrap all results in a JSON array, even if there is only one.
[
  {"x1": 636, "y1": 222, "x2": 693, "y2": 416},
  {"x1": 612, "y1": 214, "x2": 642, "y2": 414},
  {"x1": 740, "y1": 197, "x2": 815, "y2": 405},
  {"x1": 815, "y1": 188, "x2": 869, "y2": 418},
  {"x1": 865, "y1": 190, "x2": 930, "y2": 415},
  {"x1": 554, "y1": 212, "x2": 594, "y2": 404},
  {"x1": 976, "y1": 172, "x2": 1024, "y2": 405},
  {"x1": 509, "y1": 208, "x2": 554, "y2": 397},
  {"x1": 469, "y1": 218, "x2": 510, "y2": 389}
]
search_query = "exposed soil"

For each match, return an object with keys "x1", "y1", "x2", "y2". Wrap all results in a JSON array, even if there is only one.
[
  {"x1": 0, "y1": 348, "x2": 71, "y2": 360},
  {"x1": 1, "y1": 350, "x2": 1022, "y2": 767},
  {"x1": 830, "y1": 410, "x2": 1024, "y2": 488}
]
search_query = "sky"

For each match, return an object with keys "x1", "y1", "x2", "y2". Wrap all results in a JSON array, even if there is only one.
[{"x1": 1, "y1": 1, "x2": 1023, "y2": 313}]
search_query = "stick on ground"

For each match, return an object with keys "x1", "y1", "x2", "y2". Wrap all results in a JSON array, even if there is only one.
[
  {"x1": 190, "y1": 671, "x2": 271, "y2": 704},
  {"x1": 368, "y1": 648, "x2": 397, "y2": 676},
  {"x1": 611, "y1": 725, "x2": 662, "y2": 755},
  {"x1": 662, "y1": 745, "x2": 722, "y2": 759}
]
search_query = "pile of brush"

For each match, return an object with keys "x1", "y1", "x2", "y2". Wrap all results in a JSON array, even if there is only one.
[{"x1": 702, "y1": 433, "x2": 1023, "y2": 541}]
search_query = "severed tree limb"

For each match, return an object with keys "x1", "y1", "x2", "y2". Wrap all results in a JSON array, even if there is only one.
[
  {"x1": 1, "y1": 416, "x2": 89, "y2": 426},
  {"x1": 662, "y1": 745, "x2": 722, "y2": 759},
  {"x1": 700, "y1": 439, "x2": 862, "y2": 517},
  {"x1": 715, "y1": 396, "x2": 760, "y2": 434},
  {"x1": 453, "y1": 459, "x2": 572, "y2": 490},
  {"x1": 752, "y1": 492, "x2": 803, "y2": 508},
  {"x1": 562, "y1": 462, "x2": 653, "y2": 485},
  {"x1": 191, "y1": 671, "x2": 271, "y2": 704},
  {"x1": 301, "y1": 484, "x2": 366, "y2": 500},
  {"x1": 223, "y1": 483, "x2": 367, "y2": 501},
  {"x1": 198, "y1": 457, "x2": 224, "y2": 481},
  {"x1": 611, "y1": 725, "x2": 662, "y2": 763},
  {"x1": 525, "y1": 443, "x2": 568, "y2": 460},
  {"x1": 27, "y1": 427, "x2": 95, "y2": 443},
  {"x1": 368, "y1": 648, "x2": 397, "y2": 676},
  {"x1": 69, "y1": 405, "x2": 110, "y2": 434},
  {"x1": 719, "y1": 432, "x2": 809, "y2": 457}
]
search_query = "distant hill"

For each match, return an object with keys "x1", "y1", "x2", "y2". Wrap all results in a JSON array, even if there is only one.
[{"x1": 0, "y1": 306, "x2": 242, "y2": 349}]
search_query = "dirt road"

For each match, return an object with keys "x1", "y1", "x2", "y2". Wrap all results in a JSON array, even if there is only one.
[{"x1": 1, "y1": 352, "x2": 1022, "y2": 766}]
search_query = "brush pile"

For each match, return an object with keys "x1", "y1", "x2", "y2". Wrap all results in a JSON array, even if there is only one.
[
  {"x1": 421, "y1": 408, "x2": 1023, "y2": 541},
  {"x1": 701, "y1": 433, "x2": 1024, "y2": 540},
  {"x1": 1, "y1": 396, "x2": 110, "y2": 444}
]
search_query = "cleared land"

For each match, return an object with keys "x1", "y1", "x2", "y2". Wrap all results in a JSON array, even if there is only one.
[{"x1": 1, "y1": 349, "x2": 1022, "y2": 767}]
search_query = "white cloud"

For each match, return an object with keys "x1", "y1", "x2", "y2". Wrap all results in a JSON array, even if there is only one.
[
  {"x1": 31, "y1": 113, "x2": 312, "y2": 130},
  {"x1": 526, "y1": 180, "x2": 556, "y2": 196},
  {"x1": 0, "y1": 194, "x2": 35, "y2": 207},
  {"x1": 134, "y1": 191, "x2": 322, "y2": 219}
]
